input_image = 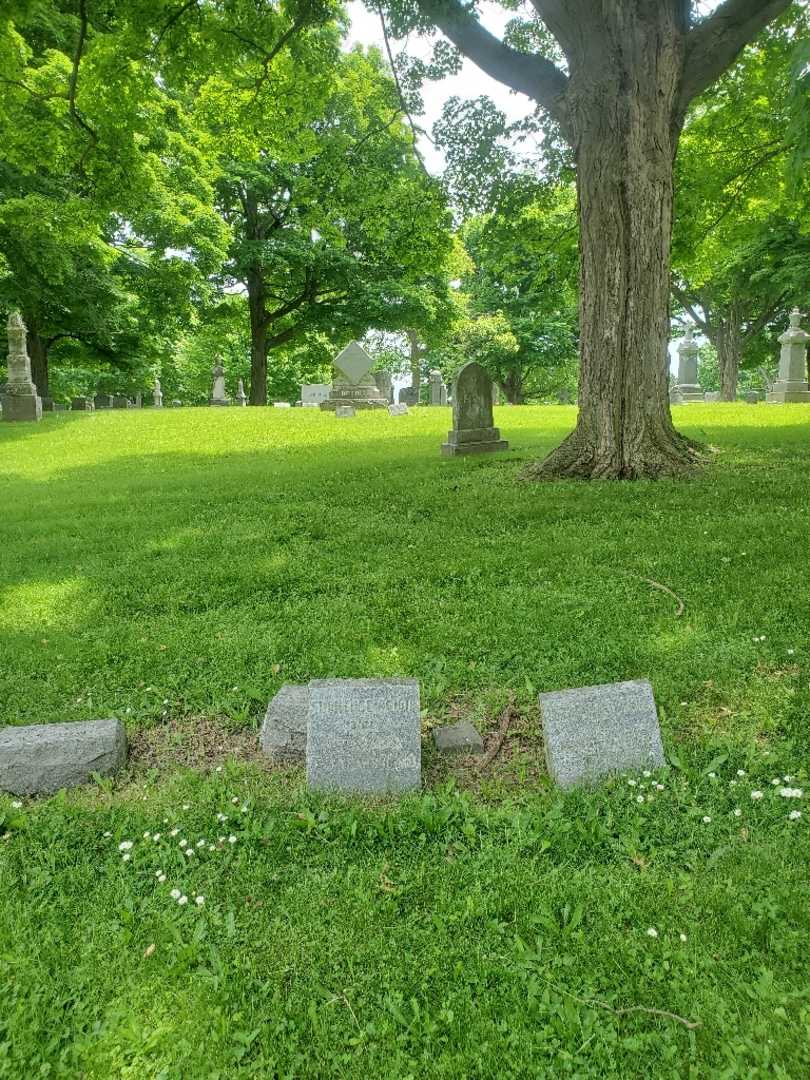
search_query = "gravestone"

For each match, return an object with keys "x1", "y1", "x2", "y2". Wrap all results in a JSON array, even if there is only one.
[
  {"x1": 171, "y1": 399, "x2": 182, "y2": 407},
  {"x1": 41, "y1": 397, "x2": 55, "y2": 412},
  {"x1": 134, "y1": 393, "x2": 142, "y2": 408},
  {"x1": 491, "y1": 381, "x2": 500, "y2": 406},
  {"x1": 112, "y1": 395, "x2": 131, "y2": 409},
  {"x1": 153, "y1": 378, "x2": 163, "y2": 408},
  {"x1": 0, "y1": 718, "x2": 127, "y2": 795},
  {"x1": 675, "y1": 327, "x2": 705, "y2": 402},
  {"x1": 539, "y1": 679, "x2": 664, "y2": 789},
  {"x1": 307, "y1": 678, "x2": 421, "y2": 794},
  {"x1": 433, "y1": 722, "x2": 484, "y2": 756},
  {"x1": 1, "y1": 313, "x2": 42, "y2": 422},
  {"x1": 301, "y1": 383, "x2": 331, "y2": 406},
  {"x1": 429, "y1": 369, "x2": 447, "y2": 406},
  {"x1": 705, "y1": 390, "x2": 721, "y2": 402},
  {"x1": 669, "y1": 384, "x2": 685, "y2": 405},
  {"x1": 321, "y1": 342, "x2": 387, "y2": 411},
  {"x1": 555, "y1": 388, "x2": 573, "y2": 404},
  {"x1": 236, "y1": 379, "x2": 247, "y2": 406},
  {"x1": 399, "y1": 386, "x2": 419, "y2": 407},
  {"x1": 273, "y1": 401, "x2": 291, "y2": 409},
  {"x1": 388, "y1": 403, "x2": 408, "y2": 416},
  {"x1": 744, "y1": 390, "x2": 760, "y2": 404},
  {"x1": 94, "y1": 394, "x2": 114, "y2": 410},
  {"x1": 767, "y1": 308, "x2": 810, "y2": 403},
  {"x1": 209, "y1": 356, "x2": 229, "y2": 406},
  {"x1": 374, "y1": 370, "x2": 394, "y2": 403},
  {"x1": 335, "y1": 405, "x2": 356, "y2": 418},
  {"x1": 260, "y1": 685, "x2": 308, "y2": 763},
  {"x1": 71, "y1": 397, "x2": 94, "y2": 411},
  {"x1": 441, "y1": 362, "x2": 508, "y2": 456}
]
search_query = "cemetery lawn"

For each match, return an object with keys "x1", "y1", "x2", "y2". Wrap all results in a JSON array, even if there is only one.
[{"x1": 2, "y1": 404, "x2": 810, "y2": 1077}]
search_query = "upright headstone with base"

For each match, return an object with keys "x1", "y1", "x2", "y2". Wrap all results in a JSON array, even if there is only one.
[
  {"x1": 767, "y1": 309, "x2": 810, "y2": 403},
  {"x1": 374, "y1": 370, "x2": 394, "y2": 403},
  {"x1": 429, "y1": 369, "x2": 447, "y2": 406},
  {"x1": 539, "y1": 679, "x2": 665, "y2": 789},
  {"x1": 71, "y1": 397, "x2": 94, "y2": 411},
  {"x1": 209, "y1": 356, "x2": 229, "y2": 406},
  {"x1": 321, "y1": 342, "x2": 387, "y2": 411},
  {"x1": 112, "y1": 395, "x2": 131, "y2": 409},
  {"x1": 675, "y1": 326, "x2": 705, "y2": 402},
  {"x1": 307, "y1": 678, "x2": 421, "y2": 794},
  {"x1": 301, "y1": 383, "x2": 331, "y2": 406},
  {"x1": 153, "y1": 378, "x2": 163, "y2": 408},
  {"x1": 1, "y1": 313, "x2": 42, "y2": 422},
  {"x1": 441, "y1": 362, "x2": 508, "y2": 456},
  {"x1": 236, "y1": 379, "x2": 247, "y2": 406},
  {"x1": 94, "y1": 394, "x2": 114, "y2": 410},
  {"x1": 400, "y1": 386, "x2": 419, "y2": 407}
]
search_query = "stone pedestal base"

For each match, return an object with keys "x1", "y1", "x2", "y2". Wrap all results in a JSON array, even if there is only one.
[
  {"x1": 1, "y1": 393, "x2": 42, "y2": 422},
  {"x1": 320, "y1": 397, "x2": 386, "y2": 411},
  {"x1": 676, "y1": 384, "x2": 705, "y2": 402},
  {"x1": 767, "y1": 383, "x2": 810, "y2": 403},
  {"x1": 209, "y1": 398, "x2": 230, "y2": 406},
  {"x1": 441, "y1": 426, "x2": 508, "y2": 456}
]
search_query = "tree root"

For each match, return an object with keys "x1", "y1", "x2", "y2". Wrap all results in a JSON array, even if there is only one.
[{"x1": 520, "y1": 427, "x2": 707, "y2": 481}]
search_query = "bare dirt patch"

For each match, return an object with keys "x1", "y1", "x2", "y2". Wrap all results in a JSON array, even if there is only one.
[{"x1": 127, "y1": 715, "x2": 270, "y2": 773}]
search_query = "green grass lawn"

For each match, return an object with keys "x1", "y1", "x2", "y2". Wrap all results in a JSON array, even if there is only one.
[{"x1": 1, "y1": 404, "x2": 810, "y2": 1077}]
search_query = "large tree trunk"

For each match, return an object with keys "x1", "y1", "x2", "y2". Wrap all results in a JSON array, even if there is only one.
[
  {"x1": 503, "y1": 368, "x2": 524, "y2": 405},
  {"x1": 526, "y1": 6, "x2": 699, "y2": 479},
  {"x1": 247, "y1": 266, "x2": 267, "y2": 406},
  {"x1": 27, "y1": 327, "x2": 49, "y2": 399},
  {"x1": 407, "y1": 329, "x2": 423, "y2": 402}
]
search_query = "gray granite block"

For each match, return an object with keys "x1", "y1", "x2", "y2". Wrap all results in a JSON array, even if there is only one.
[
  {"x1": 0, "y1": 718, "x2": 127, "y2": 795},
  {"x1": 432, "y1": 721, "x2": 484, "y2": 756},
  {"x1": 335, "y1": 405, "x2": 356, "y2": 418},
  {"x1": 539, "y1": 679, "x2": 664, "y2": 789},
  {"x1": 307, "y1": 678, "x2": 420, "y2": 794},
  {"x1": 260, "y1": 684, "x2": 308, "y2": 763}
]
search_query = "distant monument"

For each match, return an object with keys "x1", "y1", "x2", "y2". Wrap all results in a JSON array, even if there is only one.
[
  {"x1": 153, "y1": 378, "x2": 163, "y2": 408},
  {"x1": 1, "y1": 313, "x2": 42, "y2": 422},
  {"x1": 209, "y1": 356, "x2": 229, "y2": 406},
  {"x1": 320, "y1": 342, "x2": 387, "y2": 411},
  {"x1": 441, "y1": 362, "x2": 509, "y2": 456},
  {"x1": 673, "y1": 326, "x2": 705, "y2": 402},
  {"x1": 429, "y1": 369, "x2": 448, "y2": 406},
  {"x1": 767, "y1": 309, "x2": 810, "y2": 403},
  {"x1": 236, "y1": 379, "x2": 247, "y2": 406}
]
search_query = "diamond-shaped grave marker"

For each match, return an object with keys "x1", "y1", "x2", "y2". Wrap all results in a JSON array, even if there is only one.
[{"x1": 334, "y1": 341, "x2": 374, "y2": 385}]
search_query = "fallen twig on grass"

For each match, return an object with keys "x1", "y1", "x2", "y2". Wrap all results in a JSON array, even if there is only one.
[
  {"x1": 477, "y1": 698, "x2": 519, "y2": 771},
  {"x1": 639, "y1": 576, "x2": 685, "y2": 617},
  {"x1": 545, "y1": 979, "x2": 701, "y2": 1030}
]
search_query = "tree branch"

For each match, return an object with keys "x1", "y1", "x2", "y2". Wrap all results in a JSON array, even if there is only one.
[
  {"x1": 679, "y1": 0, "x2": 794, "y2": 113},
  {"x1": 671, "y1": 282, "x2": 709, "y2": 331},
  {"x1": 377, "y1": 6, "x2": 431, "y2": 177},
  {"x1": 416, "y1": 0, "x2": 569, "y2": 125},
  {"x1": 67, "y1": 0, "x2": 98, "y2": 153}
]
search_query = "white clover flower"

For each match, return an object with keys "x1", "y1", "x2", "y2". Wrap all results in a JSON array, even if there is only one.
[
  {"x1": 195, "y1": 895, "x2": 205, "y2": 906},
  {"x1": 179, "y1": 839, "x2": 188, "y2": 848},
  {"x1": 170, "y1": 828, "x2": 179, "y2": 837},
  {"x1": 231, "y1": 797, "x2": 239, "y2": 805},
  {"x1": 182, "y1": 804, "x2": 190, "y2": 811},
  {"x1": 153, "y1": 834, "x2": 161, "y2": 842},
  {"x1": 241, "y1": 805, "x2": 248, "y2": 813},
  {"x1": 196, "y1": 839, "x2": 205, "y2": 847},
  {"x1": 215, "y1": 766, "x2": 222, "y2": 773},
  {"x1": 163, "y1": 818, "x2": 169, "y2": 824},
  {"x1": 734, "y1": 808, "x2": 742, "y2": 817},
  {"x1": 751, "y1": 791, "x2": 764, "y2": 800},
  {"x1": 655, "y1": 783, "x2": 664, "y2": 792},
  {"x1": 679, "y1": 933, "x2": 687, "y2": 942},
  {"x1": 708, "y1": 772, "x2": 717, "y2": 779},
  {"x1": 702, "y1": 816, "x2": 712, "y2": 824},
  {"x1": 636, "y1": 795, "x2": 644, "y2": 804},
  {"x1": 177, "y1": 895, "x2": 188, "y2": 906},
  {"x1": 788, "y1": 810, "x2": 801, "y2": 821},
  {"x1": 208, "y1": 844, "x2": 216, "y2": 852},
  {"x1": 216, "y1": 813, "x2": 227, "y2": 822},
  {"x1": 157, "y1": 873, "x2": 166, "y2": 883},
  {"x1": 228, "y1": 835, "x2": 237, "y2": 844},
  {"x1": 162, "y1": 698, "x2": 169, "y2": 705},
  {"x1": 143, "y1": 832, "x2": 151, "y2": 840},
  {"x1": 778, "y1": 787, "x2": 803, "y2": 799},
  {"x1": 646, "y1": 928, "x2": 658, "y2": 938},
  {"x1": 783, "y1": 776, "x2": 793, "y2": 783},
  {"x1": 643, "y1": 770, "x2": 651, "y2": 778},
  {"x1": 737, "y1": 769, "x2": 746, "y2": 777},
  {"x1": 185, "y1": 849, "x2": 194, "y2": 857},
  {"x1": 118, "y1": 840, "x2": 134, "y2": 851},
  {"x1": 11, "y1": 801, "x2": 22, "y2": 809},
  {"x1": 122, "y1": 852, "x2": 131, "y2": 862},
  {"x1": 170, "y1": 888, "x2": 181, "y2": 899},
  {"x1": 627, "y1": 779, "x2": 637, "y2": 787},
  {"x1": 217, "y1": 836, "x2": 225, "y2": 843},
  {"x1": 103, "y1": 831, "x2": 112, "y2": 838},
  {"x1": 787, "y1": 649, "x2": 795, "y2": 656},
  {"x1": 155, "y1": 869, "x2": 162, "y2": 878},
  {"x1": 771, "y1": 778, "x2": 780, "y2": 785}
]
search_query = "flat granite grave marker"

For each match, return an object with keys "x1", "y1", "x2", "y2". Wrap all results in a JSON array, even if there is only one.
[
  {"x1": 433, "y1": 722, "x2": 484, "y2": 756},
  {"x1": 441, "y1": 361, "x2": 508, "y2": 456},
  {"x1": 388, "y1": 403, "x2": 409, "y2": 416},
  {"x1": 307, "y1": 678, "x2": 421, "y2": 794},
  {"x1": 260, "y1": 685, "x2": 308, "y2": 762},
  {"x1": 539, "y1": 679, "x2": 664, "y2": 789},
  {"x1": 0, "y1": 718, "x2": 127, "y2": 795},
  {"x1": 335, "y1": 405, "x2": 356, "y2": 418}
]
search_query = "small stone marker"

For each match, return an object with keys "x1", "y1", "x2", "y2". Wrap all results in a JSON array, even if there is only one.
[
  {"x1": 153, "y1": 378, "x2": 163, "y2": 408},
  {"x1": 335, "y1": 405, "x2": 356, "y2": 418},
  {"x1": 2, "y1": 313, "x2": 42, "y2": 422},
  {"x1": 539, "y1": 679, "x2": 664, "y2": 789},
  {"x1": 767, "y1": 308, "x2": 810, "y2": 403},
  {"x1": 433, "y1": 722, "x2": 484, "y2": 756},
  {"x1": 260, "y1": 685, "x2": 308, "y2": 763},
  {"x1": 441, "y1": 361, "x2": 508, "y2": 456},
  {"x1": 388, "y1": 403, "x2": 408, "y2": 416},
  {"x1": 273, "y1": 401, "x2": 291, "y2": 408},
  {"x1": 301, "y1": 383, "x2": 331, "y2": 406},
  {"x1": 71, "y1": 397, "x2": 94, "y2": 411},
  {"x1": 0, "y1": 718, "x2": 127, "y2": 795},
  {"x1": 236, "y1": 379, "x2": 247, "y2": 406},
  {"x1": 307, "y1": 678, "x2": 421, "y2": 794}
]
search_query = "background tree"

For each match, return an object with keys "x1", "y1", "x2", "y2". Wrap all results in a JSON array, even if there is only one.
[
  {"x1": 381, "y1": 0, "x2": 796, "y2": 477},
  {"x1": 672, "y1": 13, "x2": 810, "y2": 399}
]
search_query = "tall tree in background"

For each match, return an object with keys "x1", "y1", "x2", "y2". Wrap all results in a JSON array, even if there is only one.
[
  {"x1": 383, "y1": 0, "x2": 795, "y2": 477},
  {"x1": 672, "y1": 13, "x2": 810, "y2": 399}
]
